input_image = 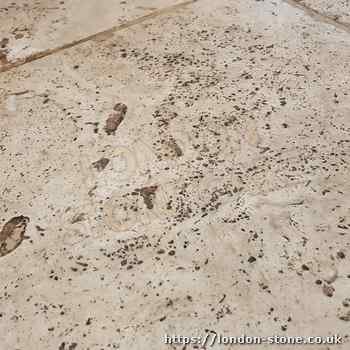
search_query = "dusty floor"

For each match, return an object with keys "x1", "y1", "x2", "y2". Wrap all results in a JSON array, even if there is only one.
[{"x1": 0, "y1": 0, "x2": 350, "y2": 349}]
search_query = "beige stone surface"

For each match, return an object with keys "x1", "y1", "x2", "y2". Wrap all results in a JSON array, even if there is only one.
[
  {"x1": 293, "y1": 0, "x2": 350, "y2": 25},
  {"x1": 0, "y1": 0, "x2": 350, "y2": 349},
  {"x1": 0, "y1": 0, "x2": 185, "y2": 63}
]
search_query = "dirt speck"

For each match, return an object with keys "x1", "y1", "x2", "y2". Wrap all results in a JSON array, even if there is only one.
[
  {"x1": 135, "y1": 185, "x2": 158, "y2": 209},
  {"x1": 105, "y1": 103, "x2": 127, "y2": 135},
  {"x1": 71, "y1": 213, "x2": 86, "y2": 224},
  {"x1": 167, "y1": 137, "x2": 183, "y2": 157},
  {"x1": 322, "y1": 284, "x2": 335, "y2": 297},
  {"x1": 92, "y1": 157, "x2": 110, "y2": 171},
  {"x1": 338, "y1": 310, "x2": 350, "y2": 322}
]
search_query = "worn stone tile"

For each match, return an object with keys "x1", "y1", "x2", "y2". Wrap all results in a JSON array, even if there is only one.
[
  {"x1": 294, "y1": 0, "x2": 350, "y2": 25},
  {"x1": 0, "y1": 0, "x2": 350, "y2": 349},
  {"x1": 0, "y1": 0, "x2": 187, "y2": 65}
]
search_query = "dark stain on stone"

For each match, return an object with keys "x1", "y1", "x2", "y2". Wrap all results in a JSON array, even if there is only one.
[
  {"x1": 71, "y1": 213, "x2": 86, "y2": 224},
  {"x1": 105, "y1": 103, "x2": 127, "y2": 135},
  {"x1": 0, "y1": 38, "x2": 9, "y2": 65},
  {"x1": 338, "y1": 311, "x2": 350, "y2": 322},
  {"x1": 85, "y1": 121, "x2": 99, "y2": 133},
  {"x1": 58, "y1": 342, "x2": 77, "y2": 350},
  {"x1": 134, "y1": 185, "x2": 158, "y2": 209},
  {"x1": 219, "y1": 294, "x2": 226, "y2": 304},
  {"x1": 88, "y1": 184, "x2": 97, "y2": 197},
  {"x1": 248, "y1": 256, "x2": 256, "y2": 263},
  {"x1": 35, "y1": 225, "x2": 46, "y2": 237},
  {"x1": 322, "y1": 283, "x2": 335, "y2": 297},
  {"x1": 0, "y1": 38, "x2": 9, "y2": 48},
  {"x1": 0, "y1": 51, "x2": 9, "y2": 65},
  {"x1": 0, "y1": 215, "x2": 30, "y2": 257},
  {"x1": 301, "y1": 264, "x2": 309, "y2": 271},
  {"x1": 92, "y1": 157, "x2": 110, "y2": 171},
  {"x1": 167, "y1": 137, "x2": 183, "y2": 157}
]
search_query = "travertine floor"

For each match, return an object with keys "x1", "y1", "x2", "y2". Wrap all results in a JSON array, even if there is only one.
[
  {"x1": 0, "y1": 1, "x2": 349, "y2": 349},
  {"x1": 295, "y1": 0, "x2": 350, "y2": 25}
]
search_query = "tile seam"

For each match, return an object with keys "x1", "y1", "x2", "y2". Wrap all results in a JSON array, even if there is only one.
[
  {"x1": 0, "y1": 0, "x2": 198, "y2": 74},
  {"x1": 283, "y1": 0, "x2": 350, "y2": 34}
]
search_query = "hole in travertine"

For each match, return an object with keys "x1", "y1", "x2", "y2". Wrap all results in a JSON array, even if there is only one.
[{"x1": 0, "y1": 216, "x2": 30, "y2": 257}]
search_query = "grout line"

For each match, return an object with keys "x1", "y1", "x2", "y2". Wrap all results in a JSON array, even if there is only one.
[
  {"x1": 0, "y1": 0, "x2": 197, "y2": 74},
  {"x1": 283, "y1": 0, "x2": 350, "y2": 34}
]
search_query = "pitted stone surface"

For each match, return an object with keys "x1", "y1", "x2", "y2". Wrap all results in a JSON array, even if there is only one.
[
  {"x1": 0, "y1": 0, "x2": 349, "y2": 349},
  {"x1": 0, "y1": 0, "x2": 186, "y2": 64},
  {"x1": 295, "y1": 0, "x2": 350, "y2": 25}
]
